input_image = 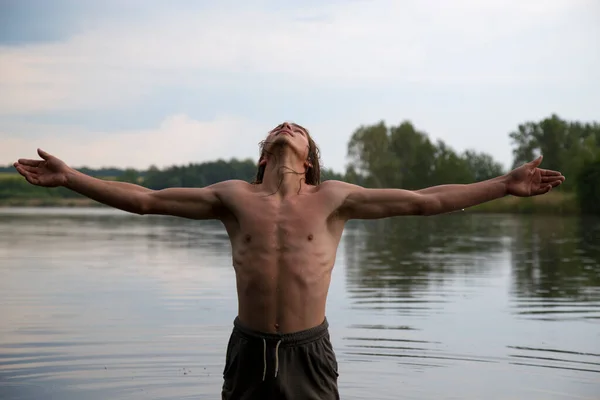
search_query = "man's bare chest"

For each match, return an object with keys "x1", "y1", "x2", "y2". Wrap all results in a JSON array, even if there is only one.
[{"x1": 223, "y1": 193, "x2": 341, "y2": 247}]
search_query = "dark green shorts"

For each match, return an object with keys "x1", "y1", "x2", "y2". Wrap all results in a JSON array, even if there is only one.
[{"x1": 221, "y1": 317, "x2": 340, "y2": 400}]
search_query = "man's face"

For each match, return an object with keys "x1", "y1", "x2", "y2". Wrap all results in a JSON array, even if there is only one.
[{"x1": 265, "y1": 122, "x2": 310, "y2": 159}]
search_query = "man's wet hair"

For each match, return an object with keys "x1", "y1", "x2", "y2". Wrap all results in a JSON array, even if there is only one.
[{"x1": 253, "y1": 123, "x2": 322, "y2": 186}]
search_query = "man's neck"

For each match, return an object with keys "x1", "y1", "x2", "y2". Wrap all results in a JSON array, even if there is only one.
[{"x1": 261, "y1": 152, "x2": 307, "y2": 197}]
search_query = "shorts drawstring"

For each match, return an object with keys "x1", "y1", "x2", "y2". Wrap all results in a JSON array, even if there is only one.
[
  {"x1": 262, "y1": 338, "x2": 267, "y2": 381},
  {"x1": 232, "y1": 317, "x2": 329, "y2": 384},
  {"x1": 274, "y1": 340, "x2": 282, "y2": 378},
  {"x1": 262, "y1": 338, "x2": 283, "y2": 381}
]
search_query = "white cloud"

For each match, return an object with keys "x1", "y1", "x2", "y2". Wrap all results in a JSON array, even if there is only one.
[
  {"x1": 0, "y1": 0, "x2": 596, "y2": 114},
  {"x1": 1, "y1": 114, "x2": 266, "y2": 169},
  {"x1": 1, "y1": 115, "x2": 359, "y2": 172},
  {"x1": 1, "y1": 0, "x2": 598, "y2": 173}
]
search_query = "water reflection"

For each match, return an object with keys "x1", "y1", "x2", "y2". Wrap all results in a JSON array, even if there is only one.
[
  {"x1": 1, "y1": 208, "x2": 599, "y2": 399},
  {"x1": 341, "y1": 213, "x2": 600, "y2": 395},
  {"x1": 0, "y1": 208, "x2": 235, "y2": 400},
  {"x1": 0, "y1": 208, "x2": 230, "y2": 252},
  {"x1": 345, "y1": 214, "x2": 600, "y2": 315},
  {"x1": 510, "y1": 215, "x2": 600, "y2": 307},
  {"x1": 344, "y1": 214, "x2": 510, "y2": 301}
]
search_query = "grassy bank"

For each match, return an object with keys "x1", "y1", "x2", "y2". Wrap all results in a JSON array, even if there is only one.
[
  {"x1": 0, "y1": 198, "x2": 103, "y2": 207},
  {"x1": 469, "y1": 191, "x2": 578, "y2": 214},
  {"x1": 0, "y1": 173, "x2": 111, "y2": 208}
]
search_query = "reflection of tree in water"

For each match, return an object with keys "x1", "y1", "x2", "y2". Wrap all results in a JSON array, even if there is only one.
[
  {"x1": 510, "y1": 215, "x2": 600, "y2": 302},
  {"x1": 1, "y1": 212, "x2": 230, "y2": 252},
  {"x1": 344, "y1": 214, "x2": 510, "y2": 299}
]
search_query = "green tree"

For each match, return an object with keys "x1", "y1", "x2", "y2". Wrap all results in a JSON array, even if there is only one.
[
  {"x1": 388, "y1": 121, "x2": 437, "y2": 189},
  {"x1": 509, "y1": 122, "x2": 540, "y2": 168},
  {"x1": 576, "y1": 160, "x2": 600, "y2": 215},
  {"x1": 509, "y1": 114, "x2": 600, "y2": 192},
  {"x1": 462, "y1": 150, "x2": 506, "y2": 182},
  {"x1": 345, "y1": 120, "x2": 502, "y2": 190},
  {"x1": 321, "y1": 168, "x2": 344, "y2": 182},
  {"x1": 346, "y1": 121, "x2": 398, "y2": 188},
  {"x1": 117, "y1": 168, "x2": 140, "y2": 184},
  {"x1": 430, "y1": 140, "x2": 473, "y2": 185}
]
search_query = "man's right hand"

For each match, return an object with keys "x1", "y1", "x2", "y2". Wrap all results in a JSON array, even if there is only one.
[{"x1": 14, "y1": 149, "x2": 70, "y2": 187}]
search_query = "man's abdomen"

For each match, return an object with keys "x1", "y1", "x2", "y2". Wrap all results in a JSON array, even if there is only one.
[{"x1": 234, "y1": 257, "x2": 334, "y2": 334}]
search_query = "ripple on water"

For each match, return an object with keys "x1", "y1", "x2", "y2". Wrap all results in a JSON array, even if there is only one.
[
  {"x1": 507, "y1": 346, "x2": 600, "y2": 374},
  {"x1": 2, "y1": 210, "x2": 600, "y2": 399},
  {"x1": 0, "y1": 333, "x2": 227, "y2": 400},
  {"x1": 511, "y1": 298, "x2": 600, "y2": 322}
]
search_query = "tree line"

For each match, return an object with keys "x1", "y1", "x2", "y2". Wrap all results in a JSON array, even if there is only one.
[
  {"x1": 344, "y1": 120, "x2": 505, "y2": 189},
  {"x1": 2, "y1": 113, "x2": 599, "y2": 213}
]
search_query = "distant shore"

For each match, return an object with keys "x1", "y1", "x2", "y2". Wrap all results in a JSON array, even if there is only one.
[
  {"x1": 0, "y1": 198, "x2": 103, "y2": 208},
  {"x1": 469, "y1": 191, "x2": 578, "y2": 214},
  {"x1": 0, "y1": 191, "x2": 579, "y2": 214}
]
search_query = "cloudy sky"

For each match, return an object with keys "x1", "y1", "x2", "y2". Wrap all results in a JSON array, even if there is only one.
[{"x1": 1, "y1": 0, "x2": 598, "y2": 173}]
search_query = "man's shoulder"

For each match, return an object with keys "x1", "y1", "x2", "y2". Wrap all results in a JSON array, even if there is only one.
[
  {"x1": 210, "y1": 179, "x2": 252, "y2": 191},
  {"x1": 317, "y1": 180, "x2": 360, "y2": 193},
  {"x1": 315, "y1": 180, "x2": 363, "y2": 204},
  {"x1": 207, "y1": 180, "x2": 256, "y2": 209}
]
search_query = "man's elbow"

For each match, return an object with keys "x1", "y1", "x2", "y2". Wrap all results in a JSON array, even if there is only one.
[
  {"x1": 135, "y1": 193, "x2": 153, "y2": 215},
  {"x1": 419, "y1": 196, "x2": 443, "y2": 216},
  {"x1": 135, "y1": 205, "x2": 148, "y2": 216}
]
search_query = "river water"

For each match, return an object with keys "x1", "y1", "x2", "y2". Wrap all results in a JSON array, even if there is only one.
[{"x1": 0, "y1": 208, "x2": 598, "y2": 399}]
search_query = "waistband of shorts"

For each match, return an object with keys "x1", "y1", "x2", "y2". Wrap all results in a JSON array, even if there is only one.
[{"x1": 232, "y1": 316, "x2": 329, "y2": 347}]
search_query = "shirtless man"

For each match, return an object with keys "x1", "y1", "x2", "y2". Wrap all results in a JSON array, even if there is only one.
[{"x1": 14, "y1": 122, "x2": 565, "y2": 399}]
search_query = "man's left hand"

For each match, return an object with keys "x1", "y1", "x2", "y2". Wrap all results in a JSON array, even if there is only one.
[{"x1": 505, "y1": 156, "x2": 565, "y2": 197}]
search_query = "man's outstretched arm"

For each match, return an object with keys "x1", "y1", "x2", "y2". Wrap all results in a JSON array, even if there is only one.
[
  {"x1": 14, "y1": 149, "x2": 229, "y2": 220},
  {"x1": 337, "y1": 156, "x2": 565, "y2": 220}
]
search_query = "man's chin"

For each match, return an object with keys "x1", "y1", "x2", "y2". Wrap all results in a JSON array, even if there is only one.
[{"x1": 266, "y1": 136, "x2": 290, "y2": 149}]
